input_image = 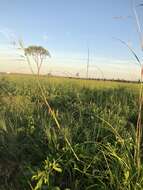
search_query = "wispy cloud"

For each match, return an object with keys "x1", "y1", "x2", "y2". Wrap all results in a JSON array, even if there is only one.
[{"x1": 0, "y1": 27, "x2": 16, "y2": 44}]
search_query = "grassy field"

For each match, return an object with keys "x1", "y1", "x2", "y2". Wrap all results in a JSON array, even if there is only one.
[
  {"x1": 0, "y1": 73, "x2": 139, "y2": 89},
  {"x1": 0, "y1": 74, "x2": 142, "y2": 190}
]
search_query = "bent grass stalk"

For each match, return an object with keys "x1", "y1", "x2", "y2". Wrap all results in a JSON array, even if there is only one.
[
  {"x1": 114, "y1": 4, "x2": 143, "y2": 171},
  {"x1": 19, "y1": 40, "x2": 80, "y2": 161},
  {"x1": 131, "y1": 2, "x2": 143, "y2": 171},
  {"x1": 115, "y1": 38, "x2": 143, "y2": 171},
  {"x1": 132, "y1": 2, "x2": 143, "y2": 171}
]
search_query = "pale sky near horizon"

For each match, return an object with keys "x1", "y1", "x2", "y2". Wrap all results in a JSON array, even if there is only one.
[{"x1": 0, "y1": 0, "x2": 143, "y2": 80}]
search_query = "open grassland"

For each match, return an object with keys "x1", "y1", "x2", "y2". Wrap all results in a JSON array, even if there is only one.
[
  {"x1": 0, "y1": 73, "x2": 139, "y2": 90},
  {"x1": 0, "y1": 74, "x2": 142, "y2": 190}
]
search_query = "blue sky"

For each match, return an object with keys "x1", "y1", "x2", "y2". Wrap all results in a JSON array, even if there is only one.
[{"x1": 0, "y1": 0, "x2": 142, "y2": 80}]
